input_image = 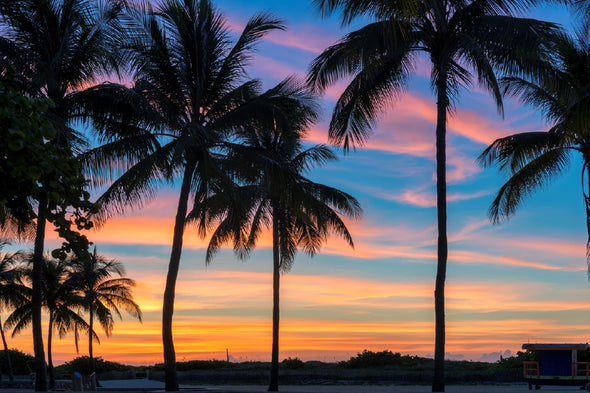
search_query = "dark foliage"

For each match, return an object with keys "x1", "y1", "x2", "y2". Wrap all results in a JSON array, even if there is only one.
[
  {"x1": 151, "y1": 359, "x2": 232, "y2": 372},
  {"x1": 54, "y1": 356, "x2": 130, "y2": 375},
  {"x1": 281, "y1": 357, "x2": 306, "y2": 369},
  {"x1": 340, "y1": 350, "x2": 427, "y2": 368},
  {"x1": 0, "y1": 349, "x2": 33, "y2": 376},
  {"x1": 492, "y1": 350, "x2": 537, "y2": 370}
]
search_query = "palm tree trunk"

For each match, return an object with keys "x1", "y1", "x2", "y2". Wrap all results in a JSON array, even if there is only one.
[
  {"x1": 163, "y1": 162, "x2": 195, "y2": 391},
  {"x1": 47, "y1": 314, "x2": 55, "y2": 390},
  {"x1": 583, "y1": 154, "x2": 590, "y2": 268},
  {"x1": 89, "y1": 307, "x2": 94, "y2": 373},
  {"x1": 0, "y1": 317, "x2": 14, "y2": 383},
  {"x1": 0, "y1": 318, "x2": 4, "y2": 383},
  {"x1": 268, "y1": 201, "x2": 280, "y2": 392},
  {"x1": 32, "y1": 200, "x2": 48, "y2": 392},
  {"x1": 432, "y1": 76, "x2": 448, "y2": 393}
]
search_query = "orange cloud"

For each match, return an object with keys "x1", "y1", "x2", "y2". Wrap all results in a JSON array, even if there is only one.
[
  {"x1": 42, "y1": 202, "x2": 583, "y2": 276},
  {"x1": 7, "y1": 266, "x2": 589, "y2": 365}
]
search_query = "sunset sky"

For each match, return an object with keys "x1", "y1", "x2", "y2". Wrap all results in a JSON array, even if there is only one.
[{"x1": 7, "y1": 1, "x2": 590, "y2": 366}]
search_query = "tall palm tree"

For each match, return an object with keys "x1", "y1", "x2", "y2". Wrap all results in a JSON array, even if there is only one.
[
  {"x1": 0, "y1": 2, "x2": 123, "y2": 389},
  {"x1": 307, "y1": 1, "x2": 559, "y2": 390},
  {"x1": 0, "y1": 242, "x2": 28, "y2": 383},
  {"x1": 480, "y1": 32, "x2": 590, "y2": 262},
  {"x1": 199, "y1": 79, "x2": 362, "y2": 392},
  {"x1": 6, "y1": 256, "x2": 90, "y2": 390},
  {"x1": 66, "y1": 249, "x2": 141, "y2": 379},
  {"x1": 76, "y1": 1, "x2": 294, "y2": 390}
]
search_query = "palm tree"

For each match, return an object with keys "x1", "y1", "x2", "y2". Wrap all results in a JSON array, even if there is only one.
[
  {"x1": 0, "y1": 242, "x2": 28, "y2": 383},
  {"x1": 479, "y1": 32, "x2": 590, "y2": 263},
  {"x1": 306, "y1": 1, "x2": 559, "y2": 390},
  {"x1": 66, "y1": 249, "x2": 141, "y2": 380},
  {"x1": 0, "y1": 2, "x2": 123, "y2": 389},
  {"x1": 6, "y1": 256, "x2": 90, "y2": 390},
  {"x1": 198, "y1": 79, "x2": 362, "y2": 391},
  {"x1": 76, "y1": 1, "x2": 293, "y2": 389}
]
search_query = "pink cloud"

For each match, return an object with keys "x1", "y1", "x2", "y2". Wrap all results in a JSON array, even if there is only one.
[
  {"x1": 225, "y1": 15, "x2": 338, "y2": 55},
  {"x1": 310, "y1": 85, "x2": 547, "y2": 184},
  {"x1": 251, "y1": 54, "x2": 303, "y2": 80},
  {"x1": 383, "y1": 184, "x2": 490, "y2": 208},
  {"x1": 264, "y1": 25, "x2": 339, "y2": 55},
  {"x1": 307, "y1": 92, "x2": 491, "y2": 183}
]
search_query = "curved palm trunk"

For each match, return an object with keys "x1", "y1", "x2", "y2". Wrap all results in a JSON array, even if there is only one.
[
  {"x1": 432, "y1": 76, "x2": 448, "y2": 393},
  {"x1": 47, "y1": 314, "x2": 55, "y2": 390},
  {"x1": 32, "y1": 200, "x2": 48, "y2": 392},
  {"x1": 0, "y1": 317, "x2": 15, "y2": 383},
  {"x1": 163, "y1": 162, "x2": 195, "y2": 391},
  {"x1": 268, "y1": 202, "x2": 280, "y2": 392}
]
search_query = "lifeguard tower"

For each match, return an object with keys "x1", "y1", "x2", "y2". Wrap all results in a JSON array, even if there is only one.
[{"x1": 522, "y1": 343, "x2": 590, "y2": 390}]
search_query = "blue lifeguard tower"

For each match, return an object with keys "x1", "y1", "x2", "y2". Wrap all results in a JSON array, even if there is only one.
[{"x1": 522, "y1": 343, "x2": 590, "y2": 390}]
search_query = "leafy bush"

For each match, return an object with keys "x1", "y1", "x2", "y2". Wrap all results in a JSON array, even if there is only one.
[
  {"x1": 282, "y1": 357, "x2": 305, "y2": 369},
  {"x1": 54, "y1": 356, "x2": 130, "y2": 375},
  {"x1": 340, "y1": 350, "x2": 433, "y2": 368},
  {"x1": 0, "y1": 349, "x2": 34, "y2": 375}
]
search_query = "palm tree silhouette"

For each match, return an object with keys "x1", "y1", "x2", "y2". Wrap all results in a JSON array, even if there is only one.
[
  {"x1": 0, "y1": 242, "x2": 28, "y2": 383},
  {"x1": 66, "y1": 249, "x2": 142, "y2": 380},
  {"x1": 307, "y1": 0, "x2": 559, "y2": 390},
  {"x1": 201, "y1": 79, "x2": 362, "y2": 391},
  {"x1": 6, "y1": 256, "x2": 90, "y2": 389}
]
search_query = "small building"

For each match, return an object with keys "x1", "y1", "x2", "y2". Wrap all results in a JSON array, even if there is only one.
[{"x1": 522, "y1": 343, "x2": 590, "y2": 390}]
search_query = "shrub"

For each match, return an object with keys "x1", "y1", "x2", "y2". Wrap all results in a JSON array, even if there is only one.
[
  {"x1": 54, "y1": 356, "x2": 130, "y2": 375},
  {"x1": 0, "y1": 349, "x2": 34, "y2": 375},
  {"x1": 282, "y1": 357, "x2": 305, "y2": 369},
  {"x1": 340, "y1": 350, "x2": 401, "y2": 367},
  {"x1": 340, "y1": 350, "x2": 429, "y2": 368}
]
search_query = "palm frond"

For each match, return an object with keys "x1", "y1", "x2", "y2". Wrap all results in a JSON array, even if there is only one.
[{"x1": 487, "y1": 147, "x2": 571, "y2": 222}]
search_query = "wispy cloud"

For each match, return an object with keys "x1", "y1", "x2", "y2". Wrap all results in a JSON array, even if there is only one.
[
  {"x1": 306, "y1": 92, "x2": 504, "y2": 183},
  {"x1": 382, "y1": 184, "x2": 490, "y2": 208},
  {"x1": 10, "y1": 272, "x2": 590, "y2": 365},
  {"x1": 225, "y1": 14, "x2": 338, "y2": 55}
]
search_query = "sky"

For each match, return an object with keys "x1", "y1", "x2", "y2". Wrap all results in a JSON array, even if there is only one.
[{"x1": 6, "y1": 1, "x2": 590, "y2": 366}]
